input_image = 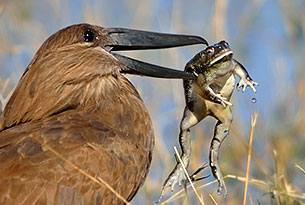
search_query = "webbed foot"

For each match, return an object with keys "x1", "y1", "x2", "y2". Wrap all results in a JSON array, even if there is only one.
[
  {"x1": 158, "y1": 163, "x2": 209, "y2": 203},
  {"x1": 216, "y1": 176, "x2": 228, "y2": 197},
  {"x1": 157, "y1": 162, "x2": 186, "y2": 203},
  {"x1": 211, "y1": 165, "x2": 228, "y2": 198},
  {"x1": 161, "y1": 162, "x2": 186, "y2": 195},
  {"x1": 237, "y1": 77, "x2": 258, "y2": 93}
]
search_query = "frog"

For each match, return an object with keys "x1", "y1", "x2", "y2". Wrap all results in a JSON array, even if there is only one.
[{"x1": 160, "y1": 40, "x2": 258, "y2": 199}]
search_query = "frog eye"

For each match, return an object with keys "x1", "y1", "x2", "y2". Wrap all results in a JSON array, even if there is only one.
[
  {"x1": 223, "y1": 41, "x2": 229, "y2": 47},
  {"x1": 207, "y1": 47, "x2": 214, "y2": 54}
]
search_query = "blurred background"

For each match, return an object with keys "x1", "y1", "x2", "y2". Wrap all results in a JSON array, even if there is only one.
[{"x1": 0, "y1": 0, "x2": 304, "y2": 204}]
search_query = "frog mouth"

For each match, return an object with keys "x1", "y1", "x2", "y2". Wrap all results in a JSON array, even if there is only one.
[{"x1": 210, "y1": 50, "x2": 233, "y2": 66}]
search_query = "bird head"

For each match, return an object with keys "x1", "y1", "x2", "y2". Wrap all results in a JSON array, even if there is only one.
[
  {"x1": 1, "y1": 24, "x2": 208, "y2": 130},
  {"x1": 31, "y1": 23, "x2": 208, "y2": 80}
]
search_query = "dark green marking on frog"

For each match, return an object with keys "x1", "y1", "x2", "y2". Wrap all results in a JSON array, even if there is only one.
[{"x1": 159, "y1": 41, "x2": 258, "y2": 200}]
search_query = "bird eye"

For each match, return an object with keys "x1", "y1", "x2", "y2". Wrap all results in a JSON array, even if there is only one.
[{"x1": 83, "y1": 30, "x2": 96, "y2": 42}]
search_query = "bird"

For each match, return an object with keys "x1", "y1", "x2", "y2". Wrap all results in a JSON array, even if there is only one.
[{"x1": 0, "y1": 23, "x2": 207, "y2": 204}]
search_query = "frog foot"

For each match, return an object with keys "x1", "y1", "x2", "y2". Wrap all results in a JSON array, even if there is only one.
[
  {"x1": 214, "y1": 93, "x2": 232, "y2": 107},
  {"x1": 237, "y1": 77, "x2": 258, "y2": 93},
  {"x1": 158, "y1": 163, "x2": 209, "y2": 203},
  {"x1": 207, "y1": 87, "x2": 232, "y2": 107},
  {"x1": 157, "y1": 163, "x2": 186, "y2": 203},
  {"x1": 216, "y1": 177, "x2": 228, "y2": 198},
  {"x1": 161, "y1": 163, "x2": 186, "y2": 195}
]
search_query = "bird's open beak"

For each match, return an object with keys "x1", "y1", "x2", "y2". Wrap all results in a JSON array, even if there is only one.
[{"x1": 103, "y1": 28, "x2": 208, "y2": 80}]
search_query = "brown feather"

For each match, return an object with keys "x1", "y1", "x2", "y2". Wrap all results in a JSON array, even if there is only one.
[{"x1": 0, "y1": 24, "x2": 154, "y2": 204}]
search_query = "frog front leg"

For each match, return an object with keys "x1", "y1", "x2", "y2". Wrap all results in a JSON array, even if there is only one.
[
  {"x1": 209, "y1": 106, "x2": 233, "y2": 197},
  {"x1": 233, "y1": 59, "x2": 258, "y2": 93},
  {"x1": 197, "y1": 73, "x2": 232, "y2": 107},
  {"x1": 206, "y1": 86, "x2": 232, "y2": 107}
]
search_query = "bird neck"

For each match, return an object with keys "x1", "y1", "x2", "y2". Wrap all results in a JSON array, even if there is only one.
[{"x1": 0, "y1": 74, "x2": 149, "y2": 132}]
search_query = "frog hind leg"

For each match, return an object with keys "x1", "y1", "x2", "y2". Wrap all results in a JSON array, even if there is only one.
[
  {"x1": 159, "y1": 106, "x2": 205, "y2": 199},
  {"x1": 209, "y1": 106, "x2": 233, "y2": 198}
]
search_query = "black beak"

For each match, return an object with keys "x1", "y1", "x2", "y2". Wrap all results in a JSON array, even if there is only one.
[{"x1": 103, "y1": 28, "x2": 208, "y2": 80}]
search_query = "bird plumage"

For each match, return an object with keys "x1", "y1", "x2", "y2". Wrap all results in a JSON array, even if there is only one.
[
  {"x1": 0, "y1": 23, "x2": 207, "y2": 204},
  {"x1": 0, "y1": 24, "x2": 153, "y2": 204}
]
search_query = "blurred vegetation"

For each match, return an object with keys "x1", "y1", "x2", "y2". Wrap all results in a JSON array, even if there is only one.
[{"x1": 0, "y1": 0, "x2": 304, "y2": 204}]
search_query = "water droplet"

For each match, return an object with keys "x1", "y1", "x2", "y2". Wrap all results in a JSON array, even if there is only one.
[{"x1": 251, "y1": 98, "x2": 257, "y2": 103}]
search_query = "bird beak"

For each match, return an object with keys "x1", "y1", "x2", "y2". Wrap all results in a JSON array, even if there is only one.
[{"x1": 103, "y1": 28, "x2": 208, "y2": 80}]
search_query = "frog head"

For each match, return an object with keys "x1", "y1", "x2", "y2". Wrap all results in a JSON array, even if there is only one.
[{"x1": 187, "y1": 40, "x2": 233, "y2": 71}]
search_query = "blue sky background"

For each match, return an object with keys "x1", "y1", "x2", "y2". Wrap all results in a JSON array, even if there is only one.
[{"x1": 0, "y1": 0, "x2": 304, "y2": 204}]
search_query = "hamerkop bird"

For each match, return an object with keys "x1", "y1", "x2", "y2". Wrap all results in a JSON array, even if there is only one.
[{"x1": 0, "y1": 24, "x2": 207, "y2": 204}]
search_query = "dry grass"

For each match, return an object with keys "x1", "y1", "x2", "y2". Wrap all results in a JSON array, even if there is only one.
[
  {"x1": 243, "y1": 112, "x2": 258, "y2": 205},
  {"x1": 0, "y1": 0, "x2": 305, "y2": 204}
]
